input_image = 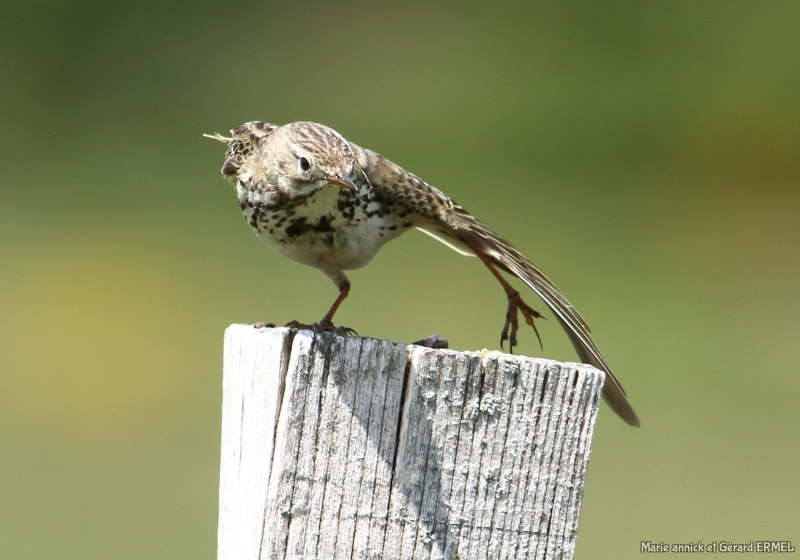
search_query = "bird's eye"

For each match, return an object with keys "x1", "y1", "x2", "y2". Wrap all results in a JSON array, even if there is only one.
[{"x1": 299, "y1": 157, "x2": 311, "y2": 172}]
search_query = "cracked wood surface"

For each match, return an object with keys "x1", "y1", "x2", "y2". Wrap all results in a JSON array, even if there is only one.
[{"x1": 218, "y1": 325, "x2": 603, "y2": 560}]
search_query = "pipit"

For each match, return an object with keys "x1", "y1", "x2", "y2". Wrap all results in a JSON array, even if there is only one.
[{"x1": 206, "y1": 121, "x2": 639, "y2": 426}]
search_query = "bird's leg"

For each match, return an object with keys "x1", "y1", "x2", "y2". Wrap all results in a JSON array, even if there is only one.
[
  {"x1": 472, "y1": 249, "x2": 544, "y2": 353},
  {"x1": 285, "y1": 276, "x2": 356, "y2": 336},
  {"x1": 317, "y1": 278, "x2": 356, "y2": 334}
]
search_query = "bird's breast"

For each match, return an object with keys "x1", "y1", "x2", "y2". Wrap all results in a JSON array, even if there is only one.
[{"x1": 237, "y1": 184, "x2": 415, "y2": 271}]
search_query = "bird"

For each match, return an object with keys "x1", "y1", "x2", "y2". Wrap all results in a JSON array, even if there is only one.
[{"x1": 205, "y1": 121, "x2": 639, "y2": 427}]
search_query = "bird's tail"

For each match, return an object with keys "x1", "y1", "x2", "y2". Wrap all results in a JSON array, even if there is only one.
[{"x1": 442, "y1": 207, "x2": 640, "y2": 427}]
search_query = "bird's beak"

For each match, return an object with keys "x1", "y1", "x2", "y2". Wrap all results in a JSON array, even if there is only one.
[{"x1": 326, "y1": 173, "x2": 358, "y2": 192}]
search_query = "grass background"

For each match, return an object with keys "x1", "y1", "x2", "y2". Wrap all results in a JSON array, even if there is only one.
[{"x1": 1, "y1": 1, "x2": 798, "y2": 558}]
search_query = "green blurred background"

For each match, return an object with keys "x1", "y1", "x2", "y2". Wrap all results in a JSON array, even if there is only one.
[{"x1": 1, "y1": 1, "x2": 798, "y2": 558}]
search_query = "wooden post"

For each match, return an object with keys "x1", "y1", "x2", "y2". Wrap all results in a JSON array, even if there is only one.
[{"x1": 219, "y1": 324, "x2": 604, "y2": 560}]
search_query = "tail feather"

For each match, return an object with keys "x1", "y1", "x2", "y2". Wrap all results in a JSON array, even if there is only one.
[{"x1": 442, "y1": 208, "x2": 640, "y2": 427}]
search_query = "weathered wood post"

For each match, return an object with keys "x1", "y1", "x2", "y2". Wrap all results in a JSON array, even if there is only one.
[{"x1": 219, "y1": 324, "x2": 604, "y2": 560}]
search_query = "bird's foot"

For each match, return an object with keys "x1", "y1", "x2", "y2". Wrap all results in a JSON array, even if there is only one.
[
  {"x1": 500, "y1": 290, "x2": 544, "y2": 354},
  {"x1": 254, "y1": 322, "x2": 276, "y2": 329},
  {"x1": 411, "y1": 334, "x2": 449, "y2": 349},
  {"x1": 285, "y1": 319, "x2": 358, "y2": 337}
]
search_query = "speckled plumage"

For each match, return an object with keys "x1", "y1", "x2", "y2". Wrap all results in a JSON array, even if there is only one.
[{"x1": 206, "y1": 121, "x2": 639, "y2": 426}]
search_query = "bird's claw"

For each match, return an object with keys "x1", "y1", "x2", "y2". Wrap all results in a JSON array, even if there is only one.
[
  {"x1": 411, "y1": 334, "x2": 449, "y2": 349},
  {"x1": 500, "y1": 290, "x2": 544, "y2": 354},
  {"x1": 285, "y1": 319, "x2": 357, "y2": 337}
]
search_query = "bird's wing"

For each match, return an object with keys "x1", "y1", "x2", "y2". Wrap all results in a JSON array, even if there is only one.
[
  {"x1": 355, "y1": 146, "x2": 639, "y2": 426},
  {"x1": 439, "y1": 206, "x2": 640, "y2": 427},
  {"x1": 353, "y1": 145, "x2": 640, "y2": 426}
]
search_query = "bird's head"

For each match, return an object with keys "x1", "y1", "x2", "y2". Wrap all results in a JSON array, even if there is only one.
[{"x1": 205, "y1": 121, "x2": 359, "y2": 198}]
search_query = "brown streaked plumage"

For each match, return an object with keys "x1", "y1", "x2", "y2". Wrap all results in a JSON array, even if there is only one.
[{"x1": 205, "y1": 121, "x2": 640, "y2": 427}]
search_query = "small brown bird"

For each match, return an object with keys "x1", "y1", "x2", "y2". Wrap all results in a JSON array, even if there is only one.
[{"x1": 206, "y1": 121, "x2": 639, "y2": 426}]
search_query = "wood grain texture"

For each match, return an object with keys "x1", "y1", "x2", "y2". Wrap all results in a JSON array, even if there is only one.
[{"x1": 218, "y1": 324, "x2": 604, "y2": 560}]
